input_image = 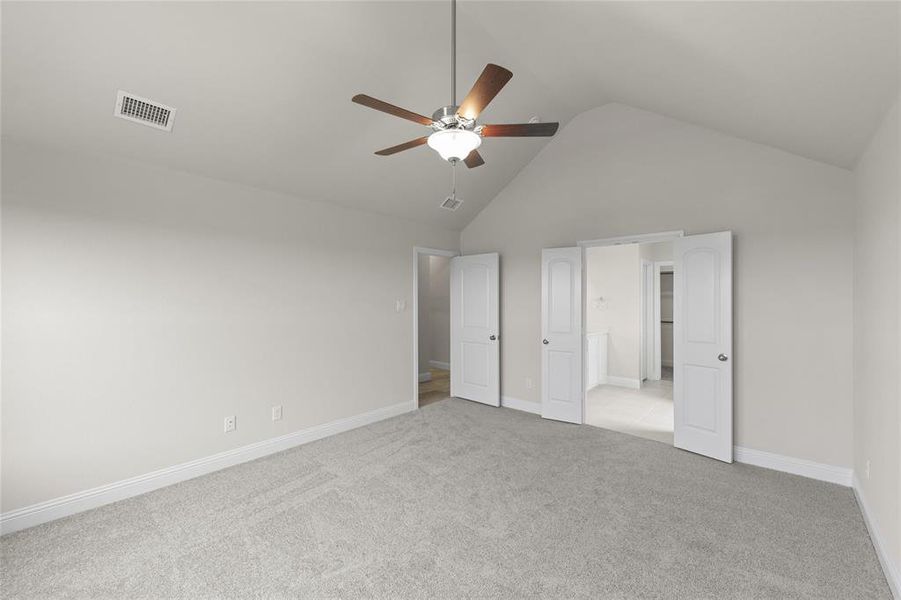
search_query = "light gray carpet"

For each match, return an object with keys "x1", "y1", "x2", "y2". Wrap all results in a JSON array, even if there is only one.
[{"x1": 0, "y1": 398, "x2": 890, "y2": 599}]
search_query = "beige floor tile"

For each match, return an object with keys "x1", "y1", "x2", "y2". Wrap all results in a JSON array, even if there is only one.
[{"x1": 586, "y1": 377, "x2": 674, "y2": 445}]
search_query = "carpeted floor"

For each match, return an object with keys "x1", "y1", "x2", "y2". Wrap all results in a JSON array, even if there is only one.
[{"x1": 0, "y1": 399, "x2": 890, "y2": 599}]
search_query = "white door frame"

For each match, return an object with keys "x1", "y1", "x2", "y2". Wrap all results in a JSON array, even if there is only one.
[
  {"x1": 412, "y1": 246, "x2": 459, "y2": 410},
  {"x1": 577, "y1": 231, "x2": 684, "y2": 426},
  {"x1": 640, "y1": 259, "x2": 653, "y2": 381},
  {"x1": 653, "y1": 260, "x2": 674, "y2": 381}
]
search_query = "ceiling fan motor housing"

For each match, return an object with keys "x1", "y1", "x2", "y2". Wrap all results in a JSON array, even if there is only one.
[{"x1": 432, "y1": 105, "x2": 476, "y2": 131}]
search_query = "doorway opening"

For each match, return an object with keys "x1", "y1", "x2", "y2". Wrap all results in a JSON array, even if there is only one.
[
  {"x1": 583, "y1": 240, "x2": 675, "y2": 444},
  {"x1": 413, "y1": 247, "x2": 457, "y2": 408},
  {"x1": 540, "y1": 230, "x2": 732, "y2": 462}
]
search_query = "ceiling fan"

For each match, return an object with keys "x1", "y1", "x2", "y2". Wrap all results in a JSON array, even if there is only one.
[{"x1": 351, "y1": 0, "x2": 558, "y2": 169}]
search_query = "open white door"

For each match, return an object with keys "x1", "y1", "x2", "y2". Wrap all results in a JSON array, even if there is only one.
[
  {"x1": 450, "y1": 253, "x2": 500, "y2": 407},
  {"x1": 673, "y1": 231, "x2": 733, "y2": 462},
  {"x1": 540, "y1": 247, "x2": 583, "y2": 424}
]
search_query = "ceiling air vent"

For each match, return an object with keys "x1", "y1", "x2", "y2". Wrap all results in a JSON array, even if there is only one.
[
  {"x1": 440, "y1": 196, "x2": 463, "y2": 211},
  {"x1": 114, "y1": 91, "x2": 176, "y2": 132}
]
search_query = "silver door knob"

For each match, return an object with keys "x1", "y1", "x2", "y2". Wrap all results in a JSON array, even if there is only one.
[
  {"x1": 718, "y1": 353, "x2": 728, "y2": 362},
  {"x1": 543, "y1": 339, "x2": 549, "y2": 345},
  {"x1": 489, "y1": 335, "x2": 497, "y2": 341}
]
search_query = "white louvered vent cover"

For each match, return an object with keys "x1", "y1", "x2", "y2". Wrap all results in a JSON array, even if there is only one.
[
  {"x1": 440, "y1": 196, "x2": 463, "y2": 211},
  {"x1": 114, "y1": 91, "x2": 176, "y2": 131}
]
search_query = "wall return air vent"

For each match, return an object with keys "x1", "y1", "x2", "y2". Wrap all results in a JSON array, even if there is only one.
[
  {"x1": 114, "y1": 91, "x2": 176, "y2": 132},
  {"x1": 440, "y1": 196, "x2": 463, "y2": 211}
]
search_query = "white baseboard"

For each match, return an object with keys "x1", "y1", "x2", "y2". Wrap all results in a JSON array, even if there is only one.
[
  {"x1": 0, "y1": 401, "x2": 413, "y2": 536},
  {"x1": 501, "y1": 395, "x2": 541, "y2": 415},
  {"x1": 733, "y1": 446, "x2": 852, "y2": 487},
  {"x1": 605, "y1": 376, "x2": 641, "y2": 390},
  {"x1": 853, "y1": 475, "x2": 901, "y2": 599},
  {"x1": 418, "y1": 371, "x2": 432, "y2": 383},
  {"x1": 428, "y1": 360, "x2": 450, "y2": 371}
]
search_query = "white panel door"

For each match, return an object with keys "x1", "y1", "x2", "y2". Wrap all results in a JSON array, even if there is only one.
[
  {"x1": 450, "y1": 253, "x2": 500, "y2": 407},
  {"x1": 673, "y1": 231, "x2": 733, "y2": 462},
  {"x1": 540, "y1": 247, "x2": 583, "y2": 424}
]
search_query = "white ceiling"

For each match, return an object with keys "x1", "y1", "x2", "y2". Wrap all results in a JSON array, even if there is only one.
[{"x1": 2, "y1": 2, "x2": 898, "y2": 231}]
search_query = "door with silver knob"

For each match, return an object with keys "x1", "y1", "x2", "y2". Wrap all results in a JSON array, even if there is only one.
[
  {"x1": 673, "y1": 231, "x2": 733, "y2": 463},
  {"x1": 450, "y1": 253, "x2": 500, "y2": 407},
  {"x1": 540, "y1": 247, "x2": 583, "y2": 424}
]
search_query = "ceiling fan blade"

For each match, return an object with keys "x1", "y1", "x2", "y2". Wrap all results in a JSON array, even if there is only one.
[
  {"x1": 456, "y1": 64, "x2": 513, "y2": 121},
  {"x1": 352, "y1": 94, "x2": 434, "y2": 126},
  {"x1": 463, "y1": 150, "x2": 485, "y2": 168},
  {"x1": 480, "y1": 122, "x2": 559, "y2": 137},
  {"x1": 374, "y1": 136, "x2": 430, "y2": 156}
]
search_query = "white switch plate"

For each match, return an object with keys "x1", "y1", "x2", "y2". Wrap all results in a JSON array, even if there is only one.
[
  {"x1": 395, "y1": 299, "x2": 406, "y2": 313},
  {"x1": 272, "y1": 405, "x2": 283, "y2": 421},
  {"x1": 525, "y1": 377, "x2": 533, "y2": 389},
  {"x1": 224, "y1": 415, "x2": 236, "y2": 433}
]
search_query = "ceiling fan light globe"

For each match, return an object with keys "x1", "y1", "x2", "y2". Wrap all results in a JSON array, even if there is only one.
[{"x1": 427, "y1": 129, "x2": 482, "y2": 161}]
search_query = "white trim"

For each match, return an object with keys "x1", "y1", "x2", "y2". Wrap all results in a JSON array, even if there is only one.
[
  {"x1": 0, "y1": 401, "x2": 412, "y2": 536},
  {"x1": 428, "y1": 360, "x2": 450, "y2": 371},
  {"x1": 640, "y1": 259, "x2": 652, "y2": 381},
  {"x1": 853, "y1": 475, "x2": 901, "y2": 599},
  {"x1": 412, "y1": 246, "x2": 459, "y2": 410},
  {"x1": 604, "y1": 376, "x2": 642, "y2": 390},
  {"x1": 733, "y1": 446, "x2": 852, "y2": 487},
  {"x1": 578, "y1": 230, "x2": 684, "y2": 248},
  {"x1": 418, "y1": 372, "x2": 432, "y2": 383},
  {"x1": 501, "y1": 395, "x2": 541, "y2": 415}
]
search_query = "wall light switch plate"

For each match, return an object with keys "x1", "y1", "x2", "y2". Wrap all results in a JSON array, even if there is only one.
[
  {"x1": 395, "y1": 299, "x2": 406, "y2": 313},
  {"x1": 525, "y1": 377, "x2": 533, "y2": 389},
  {"x1": 272, "y1": 405, "x2": 283, "y2": 421},
  {"x1": 224, "y1": 415, "x2": 236, "y2": 433}
]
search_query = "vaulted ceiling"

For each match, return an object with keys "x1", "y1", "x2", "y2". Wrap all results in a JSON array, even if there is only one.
[{"x1": 2, "y1": 2, "x2": 898, "y2": 231}]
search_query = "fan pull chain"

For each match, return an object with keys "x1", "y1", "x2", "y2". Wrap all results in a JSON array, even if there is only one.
[{"x1": 452, "y1": 159, "x2": 457, "y2": 200}]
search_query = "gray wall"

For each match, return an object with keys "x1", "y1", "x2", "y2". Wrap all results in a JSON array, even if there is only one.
[
  {"x1": 1, "y1": 140, "x2": 458, "y2": 511},
  {"x1": 417, "y1": 254, "x2": 450, "y2": 375},
  {"x1": 461, "y1": 103, "x2": 855, "y2": 468},
  {"x1": 427, "y1": 256, "x2": 450, "y2": 365},
  {"x1": 852, "y1": 95, "x2": 900, "y2": 574}
]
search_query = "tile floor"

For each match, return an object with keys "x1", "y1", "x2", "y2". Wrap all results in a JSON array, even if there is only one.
[{"x1": 585, "y1": 367, "x2": 674, "y2": 444}]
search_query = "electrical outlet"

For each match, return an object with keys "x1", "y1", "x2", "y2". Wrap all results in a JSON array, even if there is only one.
[
  {"x1": 224, "y1": 415, "x2": 236, "y2": 433},
  {"x1": 865, "y1": 459, "x2": 871, "y2": 480},
  {"x1": 525, "y1": 377, "x2": 533, "y2": 389},
  {"x1": 272, "y1": 405, "x2": 283, "y2": 421}
]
